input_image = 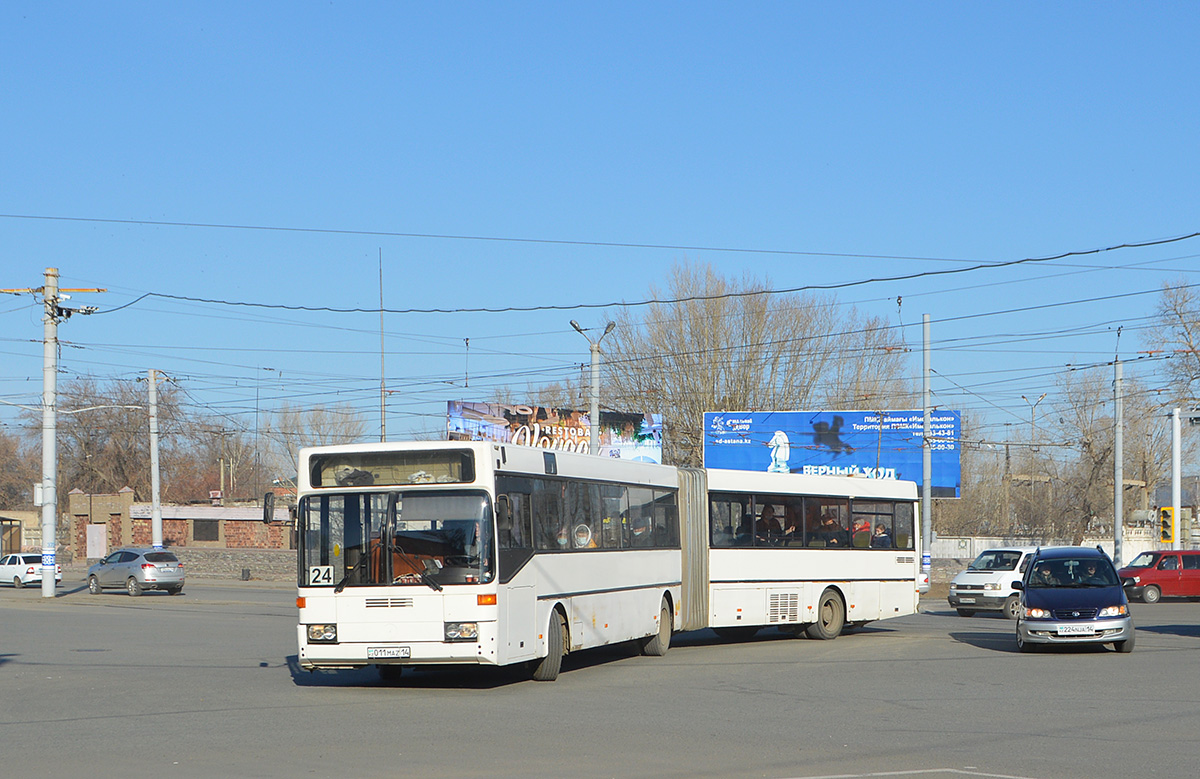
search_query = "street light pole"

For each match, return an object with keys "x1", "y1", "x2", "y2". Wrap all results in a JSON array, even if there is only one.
[
  {"x1": 1021, "y1": 393, "x2": 1047, "y2": 527},
  {"x1": 570, "y1": 320, "x2": 615, "y2": 456}
]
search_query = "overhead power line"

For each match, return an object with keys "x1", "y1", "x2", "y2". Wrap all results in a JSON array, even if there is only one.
[
  {"x1": 8, "y1": 215, "x2": 1187, "y2": 314},
  {"x1": 0, "y1": 211, "x2": 991, "y2": 262}
]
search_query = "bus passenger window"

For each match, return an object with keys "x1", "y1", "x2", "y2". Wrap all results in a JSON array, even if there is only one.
[
  {"x1": 709, "y1": 496, "x2": 741, "y2": 548},
  {"x1": 627, "y1": 486, "x2": 656, "y2": 547},
  {"x1": 531, "y1": 479, "x2": 565, "y2": 550},
  {"x1": 653, "y1": 489, "x2": 679, "y2": 546},
  {"x1": 893, "y1": 502, "x2": 914, "y2": 550}
]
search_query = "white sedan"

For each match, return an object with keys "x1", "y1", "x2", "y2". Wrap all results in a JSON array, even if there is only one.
[{"x1": 0, "y1": 554, "x2": 63, "y2": 588}]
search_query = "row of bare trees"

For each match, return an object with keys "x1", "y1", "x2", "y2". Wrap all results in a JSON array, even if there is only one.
[
  {"x1": 597, "y1": 264, "x2": 1198, "y2": 543},
  {"x1": 0, "y1": 378, "x2": 366, "y2": 507},
  {"x1": 2, "y1": 263, "x2": 1196, "y2": 546}
]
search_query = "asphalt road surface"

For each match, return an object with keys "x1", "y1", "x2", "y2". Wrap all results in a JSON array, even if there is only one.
[{"x1": 2, "y1": 580, "x2": 1198, "y2": 778}]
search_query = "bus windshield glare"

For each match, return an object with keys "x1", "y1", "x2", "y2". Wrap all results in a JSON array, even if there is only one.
[{"x1": 299, "y1": 491, "x2": 494, "y2": 588}]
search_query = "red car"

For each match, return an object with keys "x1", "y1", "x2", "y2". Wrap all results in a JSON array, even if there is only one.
[{"x1": 1118, "y1": 550, "x2": 1200, "y2": 603}]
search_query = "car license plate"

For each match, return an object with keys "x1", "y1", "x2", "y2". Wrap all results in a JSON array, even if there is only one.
[
  {"x1": 960, "y1": 597, "x2": 976, "y2": 604},
  {"x1": 1058, "y1": 624, "x2": 1095, "y2": 636},
  {"x1": 367, "y1": 646, "x2": 411, "y2": 659}
]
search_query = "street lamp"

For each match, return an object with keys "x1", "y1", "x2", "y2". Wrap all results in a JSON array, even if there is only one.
[
  {"x1": 1021, "y1": 393, "x2": 1047, "y2": 524},
  {"x1": 570, "y1": 320, "x2": 615, "y2": 456}
]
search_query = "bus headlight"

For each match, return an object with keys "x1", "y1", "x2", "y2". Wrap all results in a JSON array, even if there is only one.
[
  {"x1": 307, "y1": 624, "x2": 338, "y2": 643},
  {"x1": 444, "y1": 622, "x2": 479, "y2": 642}
]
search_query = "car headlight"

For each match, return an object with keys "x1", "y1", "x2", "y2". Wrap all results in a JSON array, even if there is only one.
[
  {"x1": 1024, "y1": 607, "x2": 1051, "y2": 619},
  {"x1": 306, "y1": 624, "x2": 338, "y2": 643},
  {"x1": 444, "y1": 622, "x2": 479, "y2": 642},
  {"x1": 983, "y1": 582, "x2": 1001, "y2": 591},
  {"x1": 1098, "y1": 605, "x2": 1128, "y2": 618}
]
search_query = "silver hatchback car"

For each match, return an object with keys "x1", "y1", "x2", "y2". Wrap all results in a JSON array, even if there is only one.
[{"x1": 88, "y1": 548, "x2": 185, "y2": 596}]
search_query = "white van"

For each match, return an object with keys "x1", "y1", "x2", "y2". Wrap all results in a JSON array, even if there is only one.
[{"x1": 947, "y1": 546, "x2": 1037, "y2": 619}]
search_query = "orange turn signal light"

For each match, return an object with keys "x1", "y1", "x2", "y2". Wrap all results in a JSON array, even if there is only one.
[
  {"x1": 296, "y1": 597, "x2": 306, "y2": 609},
  {"x1": 477, "y1": 594, "x2": 497, "y2": 606}
]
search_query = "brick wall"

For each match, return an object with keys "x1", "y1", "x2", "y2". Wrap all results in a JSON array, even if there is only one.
[
  {"x1": 171, "y1": 548, "x2": 296, "y2": 581},
  {"x1": 224, "y1": 520, "x2": 292, "y2": 548}
]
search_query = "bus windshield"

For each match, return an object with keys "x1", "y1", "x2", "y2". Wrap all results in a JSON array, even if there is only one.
[{"x1": 299, "y1": 490, "x2": 494, "y2": 588}]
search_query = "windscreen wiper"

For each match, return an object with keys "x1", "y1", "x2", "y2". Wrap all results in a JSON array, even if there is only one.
[{"x1": 389, "y1": 541, "x2": 444, "y2": 591}]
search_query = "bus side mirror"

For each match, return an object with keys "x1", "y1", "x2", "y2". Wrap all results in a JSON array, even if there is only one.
[{"x1": 263, "y1": 492, "x2": 275, "y2": 524}]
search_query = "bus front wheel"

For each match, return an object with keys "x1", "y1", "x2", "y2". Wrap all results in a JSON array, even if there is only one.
[
  {"x1": 531, "y1": 611, "x2": 565, "y2": 682},
  {"x1": 805, "y1": 589, "x2": 845, "y2": 640},
  {"x1": 639, "y1": 600, "x2": 673, "y2": 656}
]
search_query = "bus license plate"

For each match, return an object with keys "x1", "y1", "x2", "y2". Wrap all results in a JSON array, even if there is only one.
[
  {"x1": 1058, "y1": 624, "x2": 1095, "y2": 636},
  {"x1": 367, "y1": 647, "x2": 411, "y2": 659}
]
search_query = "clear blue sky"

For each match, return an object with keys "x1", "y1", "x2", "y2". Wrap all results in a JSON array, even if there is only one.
[{"x1": 2, "y1": 3, "x2": 1197, "y2": 454}]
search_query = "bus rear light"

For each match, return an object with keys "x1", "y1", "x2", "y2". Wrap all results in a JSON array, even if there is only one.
[{"x1": 477, "y1": 594, "x2": 497, "y2": 606}]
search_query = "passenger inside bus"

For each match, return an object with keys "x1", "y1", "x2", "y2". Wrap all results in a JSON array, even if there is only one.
[
  {"x1": 631, "y1": 514, "x2": 655, "y2": 547},
  {"x1": 781, "y1": 505, "x2": 802, "y2": 545},
  {"x1": 734, "y1": 514, "x2": 754, "y2": 545},
  {"x1": 756, "y1": 504, "x2": 782, "y2": 544},
  {"x1": 817, "y1": 512, "x2": 849, "y2": 547},
  {"x1": 852, "y1": 516, "x2": 872, "y2": 546}
]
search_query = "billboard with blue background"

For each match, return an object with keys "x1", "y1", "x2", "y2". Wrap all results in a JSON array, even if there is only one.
[{"x1": 703, "y1": 409, "x2": 961, "y2": 498}]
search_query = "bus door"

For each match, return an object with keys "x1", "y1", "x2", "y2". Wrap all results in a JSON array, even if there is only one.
[{"x1": 497, "y1": 491, "x2": 536, "y2": 663}]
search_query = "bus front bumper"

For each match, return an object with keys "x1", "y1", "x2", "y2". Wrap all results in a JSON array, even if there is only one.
[{"x1": 297, "y1": 622, "x2": 499, "y2": 670}]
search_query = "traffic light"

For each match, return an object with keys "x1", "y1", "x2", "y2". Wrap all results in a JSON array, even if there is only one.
[{"x1": 1160, "y1": 507, "x2": 1175, "y2": 543}]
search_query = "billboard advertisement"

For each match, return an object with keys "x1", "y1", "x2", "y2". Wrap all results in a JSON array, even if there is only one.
[
  {"x1": 448, "y1": 401, "x2": 663, "y2": 463},
  {"x1": 703, "y1": 409, "x2": 961, "y2": 497}
]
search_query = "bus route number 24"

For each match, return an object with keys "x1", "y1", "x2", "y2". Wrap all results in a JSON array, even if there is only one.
[{"x1": 309, "y1": 566, "x2": 334, "y2": 586}]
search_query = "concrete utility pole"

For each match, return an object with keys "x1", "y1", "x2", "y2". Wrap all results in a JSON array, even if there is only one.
[
  {"x1": 1172, "y1": 407, "x2": 1181, "y2": 551},
  {"x1": 921, "y1": 314, "x2": 932, "y2": 576},
  {"x1": 2, "y1": 268, "x2": 105, "y2": 597},
  {"x1": 1113, "y1": 360, "x2": 1123, "y2": 566},
  {"x1": 148, "y1": 369, "x2": 164, "y2": 550},
  {"x1": 379, "y1": 249, "x2": 387, "y2": 442},
  {"x1": 39, "y1": 270, "x2": 60, "y2": 597},
  {"x1": 570, "y1": 320, "x2": 615, "y2": 456}
]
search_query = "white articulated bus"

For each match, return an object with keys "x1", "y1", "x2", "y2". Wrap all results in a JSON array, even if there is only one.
[{"x1": 290, "y1": 441, "x2": 920, "y2": 682}]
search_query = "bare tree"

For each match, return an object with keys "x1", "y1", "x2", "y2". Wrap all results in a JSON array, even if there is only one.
[
  {"x1": 1038, "y1": 368, "x2": 1179, "y2": 543},
  {"x1": 0, "y1": 427, "x2": 39, "y2": 508},
  {"x1": 603, "y1": 262, "x2": 912, "y2": 466},
  {"x1": 1148, "y1": 281, "x2": 1200, "y2": 400},
  {"x1": 261, "y1": 403, "x2": 367, "y2": 481},
  {"x1": 930, "y1": 416, "x2": 1010, "y2": 537},
  {"x1": 36, "y1": 376, "x2": 188, "y2": 501}
]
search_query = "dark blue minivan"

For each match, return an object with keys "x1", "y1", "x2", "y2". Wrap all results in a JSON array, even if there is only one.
[{"x1": 1013, "y1": 546, "x2": 1134, "y2": 653}]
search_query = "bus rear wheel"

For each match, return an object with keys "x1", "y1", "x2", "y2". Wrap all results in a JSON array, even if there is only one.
[
  {"x1": 639, "y1": 600, "x2": 673, "y2": 656},
  {"x1": 531, "y1": 611, "x2": 565, "y2": 682},
  {"x1": 805, "y1": 589, "x2": 845, "y2": 640}
]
